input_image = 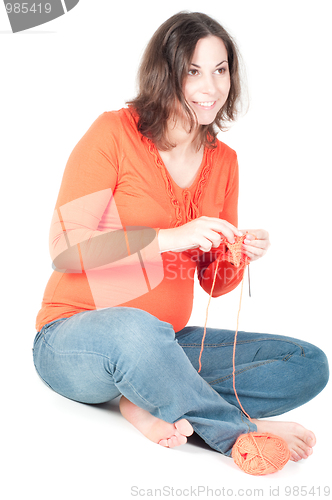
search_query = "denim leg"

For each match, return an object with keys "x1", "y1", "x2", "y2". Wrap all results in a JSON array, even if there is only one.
[
  {"x1": 176, "y1": 326, "x2": 329, "y2": 419},
  {"x1": 32, "y1": 307, "x2": 257, "y2": 456}
]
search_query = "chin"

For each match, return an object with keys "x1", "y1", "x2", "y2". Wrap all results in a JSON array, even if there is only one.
[
  {"x1": 199, "y1": 119, "x2": 215, "y2": 126},
  {"x1": 197, "y1": 115, "x2": 218, "y2": 126},
  {"x1": 195, "y1": 109, "x2": 221, "y2": 126}
]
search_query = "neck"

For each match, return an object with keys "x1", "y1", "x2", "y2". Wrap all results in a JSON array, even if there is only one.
[{"x1": 163, "y1": 116, "x2": 202, "y2": 154}]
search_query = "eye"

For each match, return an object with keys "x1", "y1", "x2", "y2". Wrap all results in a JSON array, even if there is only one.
[
  {"x1": 188, "y1": 68, "x2": 199, "y2": 76},
  {"x1": 215, "y1": 67, "x2": 227, "y2": 75}
]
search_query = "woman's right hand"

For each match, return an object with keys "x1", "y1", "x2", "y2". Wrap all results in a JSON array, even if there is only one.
[{"x1": 158, "y1": 216, "x2": 243, "y2": 253}]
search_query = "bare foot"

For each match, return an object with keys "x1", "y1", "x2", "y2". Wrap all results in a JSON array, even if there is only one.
[
  {"x1": 119, "y1": 396, "x2": 194, "y2": 448},
  {"x1": 252, "y1": 419, "x2": 316, "y2": 462}
]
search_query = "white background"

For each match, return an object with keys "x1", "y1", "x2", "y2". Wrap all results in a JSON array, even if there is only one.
[{"x1": 1, "y1": 1, "x2": 331, "y2": 499}]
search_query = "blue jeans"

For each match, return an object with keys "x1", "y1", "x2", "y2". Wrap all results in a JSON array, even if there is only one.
[{"x1": 32, "y1": 307, "x2": 329, "y2": 456}]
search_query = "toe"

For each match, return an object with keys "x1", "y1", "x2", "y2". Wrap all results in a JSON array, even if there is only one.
[
  {"x1": 158, "y1": 439, "x2": 169, "y2": 447},
  {"x1": 174, "y1": 428, "x2": 181, "y2": 438},
  {"x1": 306, "y1": 432, "x2": 316, "y2": 447},
  {"x1": 175, "y1": 419, "x2": 194, "y2": 436},
  {"x1": 290, "y1": 451, "x2": 302, "y2": 462},
  {"x1": 303, "y1": 448, "x2": 313, "y2": 459},
  {"x1": 177, "y1": 434, "x2": 187, "y2": 446},
  {"x1": 294, "y1": 424, "x2": 316, "y2": 448},
  {"x1": 167, "y1": 436, "x2": 179, "y2": 448},
  {"x1": 292, "y1": 443, "x2": 310, "y2": 460},
  {"x1": 168, "y1": 435, "x2": 187, "y2": 448}
]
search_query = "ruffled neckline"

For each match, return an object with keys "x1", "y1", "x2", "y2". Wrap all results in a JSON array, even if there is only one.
[{"x1": 144, "y1": 137, "x2": 216, "y2": 227}]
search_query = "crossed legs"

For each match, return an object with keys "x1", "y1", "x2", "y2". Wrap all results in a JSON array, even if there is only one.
[{"x1": 33, "y1": 308, "x2": 329, "y2": 461}]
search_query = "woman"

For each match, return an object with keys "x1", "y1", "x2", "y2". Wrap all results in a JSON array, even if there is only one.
[{"x1": 33, "y1": 12, "x2": 329, "y2": 465}]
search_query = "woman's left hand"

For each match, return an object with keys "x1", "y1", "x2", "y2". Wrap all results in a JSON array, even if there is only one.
[{"x1": 240, "y1": 229, "x2": 271, "y2": 263}]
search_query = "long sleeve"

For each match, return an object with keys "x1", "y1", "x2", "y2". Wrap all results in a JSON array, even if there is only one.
[{"x1": 50, "y1": 112, "x2": 160, "y2": 274}]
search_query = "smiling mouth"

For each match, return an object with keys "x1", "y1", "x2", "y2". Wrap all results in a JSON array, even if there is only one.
[{"x1": 193, "y1": 101, "x2": 216, "y2": 108}]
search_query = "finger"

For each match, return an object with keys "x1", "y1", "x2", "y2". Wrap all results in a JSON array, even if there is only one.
[
  {"x1": 197, "y1": 235, "x2": 217, "y2": 252},
  {"x1": 243, "y1": 233, "x2": 255, "y2": 243},
  {"x1": 242, "y1": 244, "x2": 266, "y2": 256},
  {"x1": 205, "y1": 218, "x2": 243, "y2": 241},
  {"x1": 204, "y1": 229, "x2": 223, "y2": 248},
  {"x1": 219, "y1": 220, "x2": 243, "y2": 238},
  {"x1": 216, "y1": 224, "x2": 242, "y2": 244},
  {"x1": 242, "y1": 245, "x2": 266, "y2": 260},
  {"x1": 211, "y1": 235, "x2": 223, "y2": 248},
  {"x1": 199, "y1": 243, "x2": 214, "y2": 252},
  {"x1": 243, "y1": 239, "x2": 268, "y2": 251},
  {"x1": 242, "y1": 249, "x2": 256, "y2": 262},
  {"x1": 240, "y1": 229, "x2": 269, "y2": 241},
  {"x1": 199, "y1": 229, "x2": 226, "y2": 252},
  {"x1": 200, "y1": 225, "x2": 235, "y2": 245}
]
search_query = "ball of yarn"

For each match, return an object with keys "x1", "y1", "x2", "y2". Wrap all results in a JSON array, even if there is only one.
[{"x1": 232, "y1": 432, "x2": 291, "y2": 475}]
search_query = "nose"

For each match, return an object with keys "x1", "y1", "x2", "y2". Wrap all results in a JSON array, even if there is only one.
[{"x1": 199, "y1": 74, "x2": 216, "y2": 95}]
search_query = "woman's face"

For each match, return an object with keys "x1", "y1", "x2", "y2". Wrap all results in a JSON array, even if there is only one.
[{"x1": 183, "y1": 36, "x2": 231, "y2": 126}]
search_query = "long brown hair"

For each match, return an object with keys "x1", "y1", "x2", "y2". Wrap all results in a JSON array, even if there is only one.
[{"x1": 127, "y1": 11, "x2": 243, "y2": 150}]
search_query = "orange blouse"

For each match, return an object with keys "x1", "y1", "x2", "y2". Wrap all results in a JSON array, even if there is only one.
[{"x1": 35, "y1": 108, "x2": 246, "y2": 333}]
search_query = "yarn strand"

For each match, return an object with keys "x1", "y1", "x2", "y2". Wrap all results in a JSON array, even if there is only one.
[
  {"x1": 197, "y1": 234, "x2": 291, "y2": 475},
  {"x1": 232, "y1": 265, "x2": 252, "y2": 421},
  {"x1": 197, "y1": 253, "x2": 222, "y2": 373}
]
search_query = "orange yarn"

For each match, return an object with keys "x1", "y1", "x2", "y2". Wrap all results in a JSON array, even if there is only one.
[
  {"x1": 232, "y1": 432, "x2": 291, "y2": 475},
  {"x1": 198, "y1": 233, "x2": 291, "y2": 475},
  {"x1": 197, "y1": 234, "x2": 248, "y2": 373}
]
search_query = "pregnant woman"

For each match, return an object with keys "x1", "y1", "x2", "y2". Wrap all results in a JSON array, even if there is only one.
[{"x1": 33, "y1": 11, "x2": 329, "y2": 470}]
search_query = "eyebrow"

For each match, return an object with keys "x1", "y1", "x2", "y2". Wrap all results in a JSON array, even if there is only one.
[{"x1": 190, "y1": 60, "x2": 228, "y2": 68}]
